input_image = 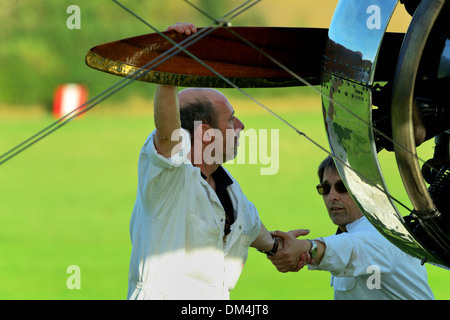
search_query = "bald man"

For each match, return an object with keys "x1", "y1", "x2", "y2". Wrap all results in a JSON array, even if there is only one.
[{"x1": 126, "y1": 23, "x2": 293, "y2": 300}]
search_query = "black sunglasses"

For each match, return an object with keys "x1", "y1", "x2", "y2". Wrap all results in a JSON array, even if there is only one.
[{"x1": 316, "y1": 181, "x2": 348, "y2": 196}]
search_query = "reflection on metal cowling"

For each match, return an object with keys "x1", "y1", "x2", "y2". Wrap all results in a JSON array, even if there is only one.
[
  {"x1": 321, "y1": 0, "x2": 450, "y2": 268},
  {"x1": 391, "y1": 0, "x2": 450, "y2": 266}
]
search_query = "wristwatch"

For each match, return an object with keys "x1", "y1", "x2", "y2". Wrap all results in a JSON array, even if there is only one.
[
  {"x1": 309, "y1": 240, "x2": 318, "y2": 259},
  {"x1": 258, "y1": 235, "x2": 279, "y2": 256}
]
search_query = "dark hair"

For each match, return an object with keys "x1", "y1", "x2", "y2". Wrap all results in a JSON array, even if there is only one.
[
  {"x1": 179, "y1": 98, "x2": 219, "y2": 139},
  {"x1": 318, "y1": 155, "x2": 337, "y2": 182}
]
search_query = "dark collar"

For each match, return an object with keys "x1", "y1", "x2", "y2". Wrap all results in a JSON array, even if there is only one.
[{"x1": 201, "y1": 166, "x2": 233, "y2": 196}]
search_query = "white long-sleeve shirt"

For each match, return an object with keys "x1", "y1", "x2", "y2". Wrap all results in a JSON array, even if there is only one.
[
  {"x1": 309, "y1": 216, "x2": 435, "y2": 300},
  {"x1": 127, "y1": 129, "x2": 261, "y2": 300}
]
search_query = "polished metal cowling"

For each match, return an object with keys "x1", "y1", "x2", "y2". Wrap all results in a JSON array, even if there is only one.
[{"x1": 321, "y1": 0, "x2": 450, "y2": 268}]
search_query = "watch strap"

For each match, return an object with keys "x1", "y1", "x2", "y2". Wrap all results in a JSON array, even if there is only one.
[
  {"x1": 258, "y1": 235, "x2": 279, "y2": 256},
  {"x1": 309, "y1": 239, "x2": 318, "y2": 259}
]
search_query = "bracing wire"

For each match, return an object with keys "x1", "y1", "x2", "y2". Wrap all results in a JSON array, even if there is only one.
[
  {"x1": 1, "y1": 0, "x2": 427, "y2": 212},
  {"x1": 0, "y1": 0, "x2": 256, "y2": 166},
  {"x1": 112, "y1": 0, "x2": 414, "y2": 212}
]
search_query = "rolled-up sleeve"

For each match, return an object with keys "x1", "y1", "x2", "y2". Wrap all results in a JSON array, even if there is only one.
[
  {"x1": 137, "y1": 129, "x2": 192, "y2": 218},
  {"x1": 308, "y1": 231, "x2": 392, "y2": 277},
  {"x1": 309, "y1": 234, "x2": 354, "y2": 276},
  {"x1": 144, "y1": 129, "x2": 191, "y2": 169}
]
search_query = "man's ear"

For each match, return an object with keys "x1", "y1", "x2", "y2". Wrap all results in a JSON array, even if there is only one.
[{"x1": 195, "y1": 123, "x2": 215, "y2": 144}]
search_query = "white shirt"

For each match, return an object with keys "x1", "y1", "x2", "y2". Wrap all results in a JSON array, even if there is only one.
[
  {"x1": 127, "y1": 129, "x2": 261, "y2": 300},
  {"x1": 309, "y1": 216, "x2": 435, "y2": 300}
]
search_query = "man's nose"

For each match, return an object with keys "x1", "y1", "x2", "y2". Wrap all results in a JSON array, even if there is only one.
[
  {"x1": 326, "y1": 185, "x2": 341, "y2": 201},
  {"x1": 234, "y1": 117, "x2": 244, "y2": 130}
]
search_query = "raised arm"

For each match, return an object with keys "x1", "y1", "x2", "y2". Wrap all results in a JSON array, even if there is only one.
[
  {"x1": 154, "y1": 85, "x2": 181, "y2": 158},
  {"x1": 153, "y1": 23, "x2": 198, "y2": 158}
]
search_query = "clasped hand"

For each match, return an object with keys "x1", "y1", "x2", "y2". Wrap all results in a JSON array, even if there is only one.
[{"x1": 269, "y1": 229, "x2": 312, "y2": 273}]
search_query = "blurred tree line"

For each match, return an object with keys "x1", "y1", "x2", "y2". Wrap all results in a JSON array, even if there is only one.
[{"x1": 0, "y1": 0, "x2": 265, "y2": 108}]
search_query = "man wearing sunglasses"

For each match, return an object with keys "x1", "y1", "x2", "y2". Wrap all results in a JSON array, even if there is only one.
[{"x1": 269, "y1": 155, "x2": 434, "y2": 300}]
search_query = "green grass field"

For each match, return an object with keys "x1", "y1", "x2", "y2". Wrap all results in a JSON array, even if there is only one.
[{"x1": 1, "y1": 93, "x2": 449, "y2": 300}]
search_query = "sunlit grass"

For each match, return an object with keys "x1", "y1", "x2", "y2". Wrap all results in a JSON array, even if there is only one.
[{"x1": 0, "y1": 95, "x2": 449, "y2": 299}]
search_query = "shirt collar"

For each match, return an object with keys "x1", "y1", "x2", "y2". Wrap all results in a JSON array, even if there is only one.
[
  {"x1": 346, "y1": 216, "x2": 366, "y2": 232},
  {"x1": 335, "y1": 216, "x2": 366, "y2": 234},
  {"x1": 201, "y1": 166, "x2": 233, "y2": 195}
]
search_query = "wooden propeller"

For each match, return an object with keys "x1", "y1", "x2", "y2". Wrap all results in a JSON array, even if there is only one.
[{"x1": 85, "y1": 27, "x2": 404, "y2": 88}]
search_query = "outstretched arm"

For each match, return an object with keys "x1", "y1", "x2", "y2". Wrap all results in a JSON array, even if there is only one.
[
  {"x1": 251, "y1": 225, "x2": 310, "y2": 258},
  {"x1": 250, "y1": 224, "x2": 280, "y2": 254},
  {"x1": 268, "y1": 230, "x2": 326, "y2": 272}
]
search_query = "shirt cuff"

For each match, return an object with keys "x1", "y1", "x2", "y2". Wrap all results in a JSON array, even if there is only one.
[
  {"x1": 308, "y1": 234, "x2": 353, "y2": 277},
  {"x1": 145, "y1": 129, "x2": 191, "y2": 168}
]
